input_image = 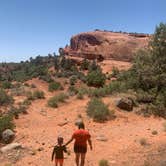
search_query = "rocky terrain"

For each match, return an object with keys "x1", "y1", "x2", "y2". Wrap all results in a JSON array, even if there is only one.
[{"x1": 63, "y1": 30, "x2": 150, "y2": 62}]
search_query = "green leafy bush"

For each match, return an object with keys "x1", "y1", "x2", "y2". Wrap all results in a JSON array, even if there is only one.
[
  {"x1": 39, "y1": 75, "x2": 53, "y2": 83},
  {"x1": 48, "y1": 82, "x2": 62, "y2": 92},
  {"x1": 69, "y1": 75, "x2": 77, "y2": 85},
  {"x1": 1, "y1": 81, "x2": 13, "y2": 89},
  {"x1": 68, "y1": 85, "x2": 78, "y2": 96},
  {"x1": 87, "y1": 87, "x2": 110, "y2": 98},
  {"x1": 80, "y1": 58, "x2": 90, "y2": 70},
  {"x1": 47, "y1": 93, "x2": 69, "y2": 108},
  {"x1": 108, "y1": 81, "x2": 127, "y2": 93},
  {"x1": 33, "y1": 90, "x2": 45, "y2": 99},
  {"x1": 47, "y1": 97, "x2": 58, "y2": 108},
  {"x1": 86, "y1": 98, "x2": 112, "y2": 122},
  {"x1": 0, "y1": 89, "x2": 14, "y2": 106},
  {"x1": 86, "y1": 70, "x2": 106, "y2": 87},
  {"x1": 111, "y1": 67, "x2": 120, "y2": 78},
  {"x1": 77, "y1": 90, "x2": 84, "y2": 99}
]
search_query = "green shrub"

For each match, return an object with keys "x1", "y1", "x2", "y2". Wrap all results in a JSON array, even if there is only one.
[
  {"x1": 48, "y1": 82, "x2": 62, "y2": 92},
  {"x1": 86, "y1": 70, "x2": 106, "y2": 87},
  {"x1": 39, "y1": 75, "x2": 53, "y2": 83},
  {"x1": 108, "y1": 81, "x2": 127, "y2": 93},
  {"x1": 17, "y1": 104, "x2": 28, "y2": 114},
  {"x1": 69, "y1": 75, "x2": 77, "y2": 85},
  {"x1": 77, "y1": 90, "x2": 84, "y2": 99},
  {"x1": 9, "y1": 104, "x2": 28, "y2": 118},
  {"x1": 0, "y1": 89, "x2": 14, "y2": 106},
  {"x1": 80, "y1": 58, "x2": 90, "y2": 70},
  {"x1": 111, "y1": 67, "x2": 120, "y2": 78},
  {"x1": 87, "y1": 98, "x2": 112, "y2": 122},
  {"x1": 87, "y1": 87, "x2": 110, "y2": 98},
  {"x1": 22, "y1": 99, "x2": 31, "y2": 106},
  {"x1": 68, "y1": 85, "x2": 78, "y2": 96},
  {"x1": 26, "y1": 91, "x2": 35, "y2": 100},
  {"x1": 0, "y1": 115, "x2": 15, "y2": 136},
  {"x1": 136, "y1": 90, "x2": 155, "y2": 103},
  {"x1": 48, "y1": 93, "x2": 69, "y2": 108},
  {"x1": 47, "y1": 97, "x2": 58, "y2": 108},
  {"x1": 33, "y1": 90, "x2": 45, "y2": 99},
  {"x1": 88, "y1": 60, "x2": 100, "y2": 72},
  {"x1": 56, "y1": 93, "x2": 69, "y2": 102},
  {"x1": 99, "y1": 159, "x2": 109, "y2": 166},
  {"x1": 11, "y1": 86, "x2": 26, "y2": 96},
  {"x1": 1, "y1": 81, "x2": 13, "y2": 89}
]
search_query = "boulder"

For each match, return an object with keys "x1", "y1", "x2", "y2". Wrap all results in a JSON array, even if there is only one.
[
  {"x1": 2, "y1": 129, "x2": 15, "y2": 144},
  {"x1": 116, "y1": 98, "x2": 133, "y2": 111},
  {"x1": 0, "y1": 142, "x2": 22, "y2": 153}
]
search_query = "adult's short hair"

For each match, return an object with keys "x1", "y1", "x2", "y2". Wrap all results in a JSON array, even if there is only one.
[{"x1": 78, "y1": 122, "x2": 85, "y2": 129}]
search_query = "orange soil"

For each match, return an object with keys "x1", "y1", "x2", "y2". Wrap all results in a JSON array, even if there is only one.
[{"x1": 1, "y1": 61, "x2": 166, "y2": 166}]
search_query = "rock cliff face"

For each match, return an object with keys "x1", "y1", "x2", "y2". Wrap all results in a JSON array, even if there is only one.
[{"x1": 63, "y1": 31, "x2": 150, "y2": 62}]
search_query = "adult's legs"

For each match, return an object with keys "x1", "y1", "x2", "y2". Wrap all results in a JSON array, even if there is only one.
[
  {"x1": 80, "y1": 153, "x2": 86, "y2": 166},
  {"x1": 75, "y1": 153, "x2": 80, "y2": 166}
]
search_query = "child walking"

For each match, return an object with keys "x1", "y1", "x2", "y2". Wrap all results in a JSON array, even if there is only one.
[{"x1": 51, "y1": 136, "x2": 67, "y2": 166}]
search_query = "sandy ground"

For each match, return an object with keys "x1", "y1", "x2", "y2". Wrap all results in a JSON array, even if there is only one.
[
  {"x1": 1, "y1": 61, "x2": 166, "y2": 166},
  {"x1": 1, "y1": 95, "x2": 166, "y2": 166}
]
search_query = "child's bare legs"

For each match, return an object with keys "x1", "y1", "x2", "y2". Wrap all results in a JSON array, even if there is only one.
[
  {"x1": 55, "y1": 162, "x2": 63, "y2": 166},
  {"x1": 75, "y1": 153, "x2": 80, "y2": 166}
]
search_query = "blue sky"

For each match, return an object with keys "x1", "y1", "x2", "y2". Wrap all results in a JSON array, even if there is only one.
[{"x1": 0, "y1": 0, "x2": 165, "y2": 62}]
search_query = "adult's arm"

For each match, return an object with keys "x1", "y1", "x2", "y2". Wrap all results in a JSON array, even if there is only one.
[
  {"x1": 88, "y1": 138, "x2": 92, "y2": 150},
  {"x1": 51, "y1": 147, "x2": 55, "y2": 161},
  {"x1": 65, "y1": 137, "x2": 74, "y2": 146}
]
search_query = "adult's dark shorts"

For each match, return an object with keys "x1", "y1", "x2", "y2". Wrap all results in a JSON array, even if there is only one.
[{"x1": 74, "y1": 145, "x2": 87, "y2": 153}]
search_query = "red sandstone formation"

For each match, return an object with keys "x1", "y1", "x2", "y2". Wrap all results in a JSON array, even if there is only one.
[{"x1": 63, "y1": 31, "x2": 150, "y2": 62}]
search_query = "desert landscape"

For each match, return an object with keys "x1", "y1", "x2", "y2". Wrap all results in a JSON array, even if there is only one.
[{"x1": 0, "y1": 25, "x2": 166, "y2": 166}]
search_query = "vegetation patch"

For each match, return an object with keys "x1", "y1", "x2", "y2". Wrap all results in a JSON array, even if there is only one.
[
  {"x1": 99, "y1": 159, "x2": 109, "y2": 166},
  {"x1": 0, "y1": 114, "x2": 15, "y2": 138},
  {"x1": 87, "y1": 98, "x2": 113, "y2": 122},
  {"x1": 47, "y1": 93, "x2": 69, "y2": 108},
  {"x1": 48, "y1": 82, "x2": 62, "y2": 92},
  {"x1": 0, "y1": 89, "x2": 14, "y2": 106},
  {"x1": 86, "y1": 69, "x2": 106, "y2": 87}
]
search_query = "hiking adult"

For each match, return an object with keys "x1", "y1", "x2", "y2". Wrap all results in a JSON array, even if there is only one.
[{"x1": 65, "y1": 122, "x2": 92, "y2": 166}]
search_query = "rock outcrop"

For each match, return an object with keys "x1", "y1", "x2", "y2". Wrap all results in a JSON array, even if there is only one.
[
  {"x1": 63, "y1": 31, "x2": 150, "y2": 62},
  {"x1": 2, "y1": 129, "x2": 15, "y2": 144},
  {"x1": 116, "y1": 97, "x2": 134, "y2": 111}
]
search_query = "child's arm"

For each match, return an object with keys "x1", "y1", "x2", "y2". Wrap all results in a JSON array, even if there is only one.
[
  {"x1": 63, "y1": 145, "x2": 70, "y2": 155},
  {"x1": 63, "y1": 145, "x2": 67, "y2": 153}
]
